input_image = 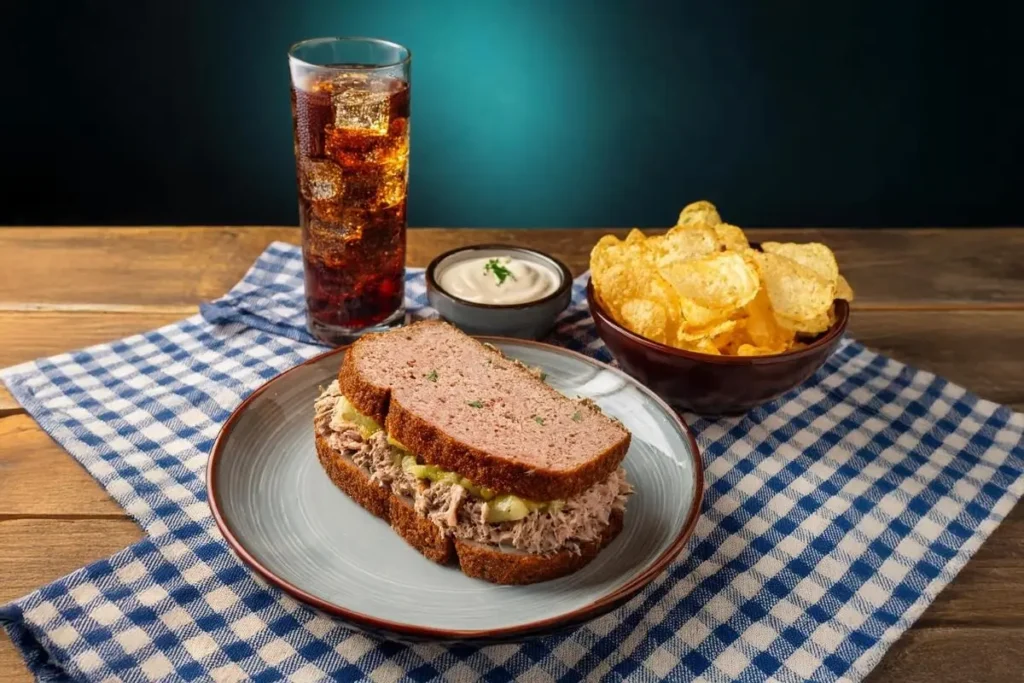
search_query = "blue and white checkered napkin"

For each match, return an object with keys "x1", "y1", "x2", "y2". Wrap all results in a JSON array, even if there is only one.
[{"x1": 3, "y1": 241, "x2": 1023, "y2": 682}]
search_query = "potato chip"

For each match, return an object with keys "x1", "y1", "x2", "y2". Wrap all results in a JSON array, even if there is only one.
[
  {"x1": 658, "y1": 252, "x2": 760, "y2": 312},
  {"x1": 741, "y1": 287, "x2": 794, "y2": 351},
  {"x1": 670, "y1": 219, "x2": 749, "y2": 254},
  {"x1": 712, "y1": 329, "x2": 737, "y2": 353},
  {"x1": 594, "y1": 260, "x2": 674, "y2": 309},
  {"x1": 677, "y1": 200, "x2": 721, "y2": 227},
  {"x1": 624, "y1": 228, "x2": 647, "y2": 246},
  {"x1": 711, "y1": 223, "x2": 749, "y2": 251},
  {"x1": 673, "y1": 336, "x2": 721, "y2": 355},
  {"x1": 775, "y1": 310, "x2": 832, "y2": 335},
  {"x1": 654, "y1": 226, "x2": 719, "y2": 267},
  {"x1": 619, "y1": 298, "x2": 670, "y2": 344},
  {"x1": 590, "y1": 234, "x2": 622, "y2": 266},
  {"x1": 591, "y1": 235, "x2": 682, "y2": 339},
  {"x1": 760, "y1": 242, "x2": 839, "y2": 287},
  {"x1": 778, "y1": 309, "x2": 833, "y2": 336},
  {"x1": 676, "y1": 319, "x2": 737, "y2": 342},
  {"x1": 749, "y1": 251, "x2": 834, "y2": 329},
  {"x1": 736, "y1": 343, "x2": 779, "y2": 357},
  {"x1": 836, "y1": 274, "x2": 854, "y2": 302}
]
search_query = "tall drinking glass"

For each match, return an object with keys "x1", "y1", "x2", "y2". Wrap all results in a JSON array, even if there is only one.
[{"x1": 288, "y1": 37, "x2": 411, "y2": 345}]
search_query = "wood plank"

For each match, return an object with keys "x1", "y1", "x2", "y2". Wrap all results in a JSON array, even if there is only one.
[
  {"x1": 0, "y1": 384, "x2": 19, "y2": 418},
  {"x1": 848, "y1": 310, "x2": 1024, "y2": 410},
  {"x1": 1, "y1": 227, "x2": 1022, "y2": 308},
  {"x1": 864, "y1": 627, "x2": 1024, "y2": 683},
  {"x1": 0, "y1": 415, "x2": 127, "y2": 517},
  {"x1": 0, "y1": 639, "x2": 31, "y2": 683},
  {"x1": 0, "y1": 226, "x2": 297, "y2": 307},
  {"x1": 0, "y1": 519, "x2": 142, "y2": 603},
  {"x1": 0, "y1": 310, "x2": 190, "y2": 369}
]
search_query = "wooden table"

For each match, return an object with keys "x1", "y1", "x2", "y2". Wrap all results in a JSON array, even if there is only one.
[{"x1": 1, "y1": 227, "x2": 1022, "y2": 681}]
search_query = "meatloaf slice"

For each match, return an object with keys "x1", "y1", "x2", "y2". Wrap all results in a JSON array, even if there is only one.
[{"x1": 338, "y1": 320, "x2": 631, "y2": 501}]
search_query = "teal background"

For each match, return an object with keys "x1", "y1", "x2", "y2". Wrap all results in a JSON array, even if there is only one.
[{"x1": 3, "y1": 1, "x2": 1022, "y2": 228}]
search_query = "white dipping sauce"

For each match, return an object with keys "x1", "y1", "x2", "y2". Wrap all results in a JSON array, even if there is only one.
[{"x1": 438, "y1": 255, "x2": 559, "y2": 305}]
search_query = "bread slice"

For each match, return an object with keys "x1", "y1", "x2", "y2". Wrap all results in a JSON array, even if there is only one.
[
  {"x1": 315, "y1": 432, "x2": 624, "y2": 584},
  {"x1": 338, "y1": 320, "x2": 630, "y2": 501}
]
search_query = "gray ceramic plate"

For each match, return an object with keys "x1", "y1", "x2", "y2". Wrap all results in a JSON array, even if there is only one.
[{"x1": 208, "y1": 339, "x2": 703, "y2": 641}]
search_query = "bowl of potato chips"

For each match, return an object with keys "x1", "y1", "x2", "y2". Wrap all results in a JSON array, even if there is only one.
[{"x1": 587, "y1": 200, "x2": 852, "y2": 415}]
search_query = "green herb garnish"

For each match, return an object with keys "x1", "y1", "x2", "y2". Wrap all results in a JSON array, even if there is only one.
[
  {"x1": 539, "y1": 372, "x2": 548, "y2": 382},
  {"x1": 571, "y1": 411, "x2": 583, "y2": 423},
  {"x1": 533, "y1": 415, "x2": 546, "y2": 426},
  {"x1": 484, "y1": 258, "x2": 517, "y2": 286},
  {"x1": 425, "y1": 369, "x2": 438, "y2": 382},
  {"x1": 468, "y1": 400, "x2": 484, "y2": 408}
]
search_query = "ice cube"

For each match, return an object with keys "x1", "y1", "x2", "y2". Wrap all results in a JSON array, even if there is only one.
[
  {"x1": 300, "y1": 159, "x2": 344, "y2": 222},
  {"x1": 341, "y1": 167, "x2": 407, "y2": 210},
  {"x1": 339, "y1": 210, "x2": 366, "y2": 242},
  {"x1": 332, "y1": 88, "x2": 390, "y2": 136},
  {"x1": 301, "y1": 159, "x2": 343, "y2": 202},
  {"x1": 377, "y1": 169, "x2": 407, "y2": 208},
  {"x1": 376, "y1": 117, "x2": 410, "y2": 171},
  {"x1": 324, "y1": 125, "x2": 388, "y2": 170},
  {"x1": 340, "y1": 170, "x2": 380, "y2": 208}
]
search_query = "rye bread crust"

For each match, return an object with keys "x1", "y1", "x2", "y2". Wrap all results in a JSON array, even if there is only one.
[
  {"x1": 337, "y1": 321, "x2": 630, "y2": 501},
  {"x1": 315, "y1": 432, "x2": 623, "y2": 585}
]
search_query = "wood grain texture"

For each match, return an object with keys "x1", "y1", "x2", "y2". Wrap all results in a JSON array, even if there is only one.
[
  {"x1": 1, "y1": 227, "x2": 1023, "y2": 308},
  {"x1": 0, "y1": 639, "x2": 31, "y2": 683},
  {"x1": 848, "y1": 311, "x2": 1024, "y2": 410},
  {"x1": 0, "y1": 384, "x2": 19, "y2": 418},
  {"x1": 0, "y1": 519, "x2": 142, "y2": 603},
  {"x1": 864, "y1": 627, "x2": 1024, "y2": 683},
  {"x1": 1, "y1": 226, "x2": 1022, "y2": 682},
  {"x1": 0, "y1": 415, "x2": 128, "y2": 517},
  {"x1": 0, "y1": 310, "x2": 191, "y2": 369}
]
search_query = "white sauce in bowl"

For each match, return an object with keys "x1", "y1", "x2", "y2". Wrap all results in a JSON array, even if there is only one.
[{"x1": 438, "y1": 256, "x2": 560, "y2": 305}]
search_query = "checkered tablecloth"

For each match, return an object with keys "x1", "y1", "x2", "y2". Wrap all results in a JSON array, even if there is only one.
[{"x1": 2, "y1": 242, "x2": 1022, "y2": 682}]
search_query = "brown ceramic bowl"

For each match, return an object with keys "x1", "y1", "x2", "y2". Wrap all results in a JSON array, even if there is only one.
[{"x1": 586, "y1": 279, "x2": 849, "y2": 416}]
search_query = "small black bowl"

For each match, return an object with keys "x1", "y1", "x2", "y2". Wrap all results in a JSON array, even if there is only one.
[{"x1": 426, "y1": 245, "x2": 573, "y2": 339}]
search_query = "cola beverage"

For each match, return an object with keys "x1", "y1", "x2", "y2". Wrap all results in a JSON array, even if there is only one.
[{"x1": 289, "y1": 38, "x2": 410, "y2": 344}]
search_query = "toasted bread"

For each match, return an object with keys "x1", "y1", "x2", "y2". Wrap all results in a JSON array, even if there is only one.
[
  {"x1": 315, "y1": 432, "x2": 623, "y2": 584},
  {"x1": 338, "y1": 321, "x2": 630, "y2": 501}
]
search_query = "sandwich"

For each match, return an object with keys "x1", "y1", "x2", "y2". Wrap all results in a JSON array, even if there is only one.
[{"x1": 313, "y1": 320, "x2": 633, "y2": 584}]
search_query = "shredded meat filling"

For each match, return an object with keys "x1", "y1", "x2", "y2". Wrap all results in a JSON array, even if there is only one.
[{"x1": 314, "y1": 381, "x2": 632, "y2": 555}]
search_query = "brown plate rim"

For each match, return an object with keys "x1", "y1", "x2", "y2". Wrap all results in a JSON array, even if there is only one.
[{"x1": 207, "y1": 335, "x2": 705, "y2": 641}]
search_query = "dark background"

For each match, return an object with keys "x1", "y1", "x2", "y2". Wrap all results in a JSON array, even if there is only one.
[{"x1": 3, "y1": 1, "x2": 1022, "y2": 228}]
